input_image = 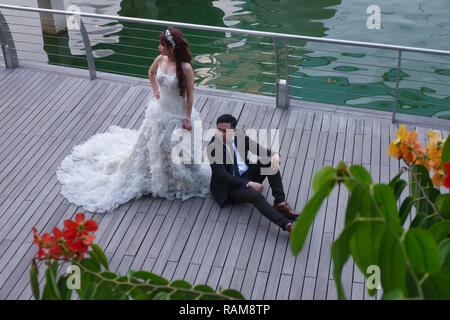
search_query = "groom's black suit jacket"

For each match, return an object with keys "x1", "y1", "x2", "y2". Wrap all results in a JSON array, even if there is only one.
[{"x1": 207, "y1": 130, "x2": 275, "y2": 207}]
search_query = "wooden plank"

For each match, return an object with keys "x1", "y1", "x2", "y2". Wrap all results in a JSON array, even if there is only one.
[
  {"x1": 184, "y1": 263, "x2": 200, "y2": 285},
  {"x1": 351, "y1": 282, "x2": 364, "y2": 300},
  {"x1": 250, "y1": 271, "x2": 268, "y2": 300},
  {"x1": 343, "y1": 117, "x2": 356, "y2": 164},
  {"x1": 313, "y1": 232, "x2": 333, "y2": 300},
  {"x1": 162, "y1": 261, "x2": 178, "y2": 281},
  {"x1": 216, "y1": 223, "x2": 247, "y2": 290},
  {"x1": 206, "y1": 266, "x2": 222, "y2": 290},
  {"x1": 264, "y1": 227, "x2": 289, "y2": 299},
  {"x1": 240, "y1": 225, "x2": 268, "y2": 299},
  {"x1": 276, "y1": 274, "x2": 292, "y2": 300},
  {"x1": 301, "y1": 277, "x2": 315, "y2": 300}
]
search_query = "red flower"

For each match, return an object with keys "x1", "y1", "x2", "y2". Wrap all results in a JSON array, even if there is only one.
[
  {"x1": 32, "y1": 212, "x2": 98, "y2": 261},
  {"x1": 444, "y1": 162, "x2": 450, "y2": 188}
]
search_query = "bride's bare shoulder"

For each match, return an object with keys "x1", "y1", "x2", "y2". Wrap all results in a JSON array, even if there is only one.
[{"x1": 182, "y1": 62, "x2": 193, "y2": 71}]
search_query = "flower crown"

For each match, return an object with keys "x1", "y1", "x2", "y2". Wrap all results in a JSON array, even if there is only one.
[{"x1": 165, "y1": 29, "x2": 176, "y2": 47}]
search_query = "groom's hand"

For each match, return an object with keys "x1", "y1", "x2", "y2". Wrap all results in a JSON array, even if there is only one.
[
  {"x1": 271, "y1": 153, "x2": 281, "y2": 171},
  {"x1": 248, "y1": 181, "x2": 263, "y2": 192}
]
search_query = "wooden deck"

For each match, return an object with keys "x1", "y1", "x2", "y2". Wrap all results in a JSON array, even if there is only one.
[{"x1": 0, "y1": 61, "x2": 448, "y2": 300}]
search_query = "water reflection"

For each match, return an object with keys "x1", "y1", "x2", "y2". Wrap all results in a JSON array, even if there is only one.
[{"x1": 30, "y1": 0, "x2": 450, "y2": 118}]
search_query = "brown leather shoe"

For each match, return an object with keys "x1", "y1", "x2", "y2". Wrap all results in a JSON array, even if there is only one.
[{"x1": 273, "y1": 202, "x2": 300, "y2": 218}]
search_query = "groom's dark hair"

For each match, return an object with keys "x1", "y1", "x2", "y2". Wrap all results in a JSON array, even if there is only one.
[{"x1": 217, "y1": 114, "x2": 237, "y2": 129}]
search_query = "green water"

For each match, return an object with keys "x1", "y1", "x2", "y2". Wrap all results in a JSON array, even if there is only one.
[{"x1": 3, "y1": 0, "x2": 450, "y2": 118}]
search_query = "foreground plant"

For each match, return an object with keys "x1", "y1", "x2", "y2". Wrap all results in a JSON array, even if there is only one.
[
  {"x1": 30, "y1": 213, "x2": 244, "y2": 300},
  {"x1": 290, "y1": 126, "x2": 450, "y2": 300}
]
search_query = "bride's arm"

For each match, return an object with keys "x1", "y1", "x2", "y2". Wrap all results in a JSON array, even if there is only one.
[
  {"x1": 148, "y1": 55, "x2": 162, "y2": 99},
  {"x1": 184, "y1": 63, "x2": 194, "y2": 119},
  {"x1": 182, "y1": 63, "x2": 194, "y2": 131}
]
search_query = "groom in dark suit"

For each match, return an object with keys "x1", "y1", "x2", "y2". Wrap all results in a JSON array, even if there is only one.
[{"x1": 207, "y1": 114, "x2": 299, "y2": 233}]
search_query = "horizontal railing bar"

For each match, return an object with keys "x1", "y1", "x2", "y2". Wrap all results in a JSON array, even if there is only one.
[
  {"x1": 396, "y1": 56, "x2": 450, "y2": 67},
  {"x1": 288, "y1": 94, "x2": 397, "y2": 112},
  {"x1": 15, "y1": 48, "x2": 88, "y2": 60},
  {"x1": 87, "y1": 36, "x2": 276, "y2": 58},
  {"x1": 289, "y1": 95, "x2": 449, "y2": 112},
  {"x1": 98, "y1": 24, "x2": 274, "y2": 45},
  {"x1": 288, "y1": 74, "x2": 450, "y2": 97},
  {"x1": 287, "y1": 74, "x2": 398, "y2": 91},
  {"x1": 210, "y1": 84, "x2": 276, "y2": 96},
  {"x1": 15, "y1": 56, "x2": 88, "y2": 68},
  {"x1": 211, "y1": 75, "x2": 276, "y2": 85},
  {"x1": 399, "y1": 78, "x2": 450, "y2": 87},
  {"x1": 288, "y1": 84, "x2": 396, "y2": 101},
  {"x1": 286, "y1": 44, "x2": 398, "y2": 60},
  {"x1": 6, "y1": 30, "x2": 71, "y2": 40},
  {"x1": 96, "y1": 67, "x2": 145, "y2": 78},
  {"x1": 287, "y1": 56, "x2": 396, "y2": 70},
  {"x1": 92, "y1": 58, "x2": 149, "y2": 69},
  {"x1": 2, "y1": 4, "x2": 450, "y2": 57},
  {"x1": 288, "y1": 66, "x2": 389, "y2": 78}
]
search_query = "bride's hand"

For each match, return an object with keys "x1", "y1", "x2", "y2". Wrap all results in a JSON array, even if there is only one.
[
  {"x1": 182, "y1": 119, "x2": 192, "y2": 131},
  {"x1": 154, "y1": 90, "x2": 160, "y2": 100}
]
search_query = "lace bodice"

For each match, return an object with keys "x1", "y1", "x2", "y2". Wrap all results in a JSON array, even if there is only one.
[{"x1": 156, "y1": 67, "x2": 186, "y2": 117}]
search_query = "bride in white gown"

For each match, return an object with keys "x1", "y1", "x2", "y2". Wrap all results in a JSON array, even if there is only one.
[{"x1": 56, "y1": 28, "x2": 212, "y2": 213}]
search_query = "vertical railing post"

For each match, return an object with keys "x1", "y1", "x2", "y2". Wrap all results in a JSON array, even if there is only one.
[
  {"x1": 392, "y1": 49, "x2": 402, "y2": 123},
  {"x1": 0, "y1": 10, "x2": 19, "y2": 68},
  {"x1": 79, "y1": 19, "x2": 96, "y2": 80},
  {"x1": 283, "y1": 39, "x2": 290, "y2": 109},
  {"x1": 273, "y1": 37, "x2": 280, "y2": 108}
]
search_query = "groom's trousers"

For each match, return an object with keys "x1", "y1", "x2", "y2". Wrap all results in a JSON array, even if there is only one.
[{"x1": 227, "y1": 160, "x2": 292, "y2": 230}]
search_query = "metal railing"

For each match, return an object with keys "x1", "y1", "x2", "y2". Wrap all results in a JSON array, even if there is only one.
[{"x1": 1, "y1": 4, "x2": 450, "y2": 123}]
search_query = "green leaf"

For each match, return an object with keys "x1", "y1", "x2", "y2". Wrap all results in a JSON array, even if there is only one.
[
  {"x1": 79, "y1": 258, "x2": 101, "y2": 273},
  {"x1": 345, "y1": 184, "x2": 372, "y2": 226},
  {"x1": 331, "y1": 221, "x2": 360, "y2": 300},
  {"x1": 422, "y1": 271, "x2": 450, "y2": 299},
  {"x1": 44, "y1": 266, "x2": 61, "y2": 300},
  {"x1": 442, "y1": 135, "x2": 450, "y2": 175},
  {"x1": 405, "y1": 228, "x2": 441, "y2": 277},
  {"x1": 221, "y1": 289, "x2": 245, "y2": 300},
  {"x1": 373, "y1": 184, "x2": 403, "y2": 235},
  {"x1": 84, "y1": 282, "x2": 98, "y2": 300},
  {"x1": 349, "y1": 165, "x2": 373, "y2": 186},
  {"x1": 379, "y1": 230, "x2": 407, "y2": 296},
  {"x1": 388, "y1": 171, "x2": 404, "y2": 190},
  {"x1": 153, "y1": 292, "x2": 171, "y2": 300},
  {"x1": 130, "y1": 271, "x2": 169, "y2": 285},
  {"x1": 399, "y1": 196, "x2": 414, "y2": 226},
  {"x1": 30, "y1": 265, "x2": 40, "y2": 300},
  {"x1": 410, "y1": 212, "x2": 427, "y2": 228},
  {"x1": 170, "y1": 280, "x2": 192, "y2": 289},
  {"x1": 290, "y1": 179, "x2": 334, "y2": 256},
  {"x1": 382, "y1": 289, "x2": 404, "y2": 300},
  {"x1": 438, "y1": 239, "x2": 450, "y2": 271},
  {"x1": 435, "y1": 194, "x2": 450, "y2": 220},
  {"x1": 90, "y1": 244, "x2": 110, "y2": 270},
  {"x1": 312, "y1": 166, "x2": 336, "y2": 194},
  {"x1": 349, "y1": 221, "x2": 386, "y2": 282},
  {"x1": 429, "y1": 221, "x2": 450, "y2": 245},
  {"x1": 392, "y1": 179, "x2": 407, "y2": 201},
  {"x1": 57, "y1": 275, "x2": 72, "y2": 300},
  {"x1": 193, "y1": 284, "x2": 215, "y2": 293}
]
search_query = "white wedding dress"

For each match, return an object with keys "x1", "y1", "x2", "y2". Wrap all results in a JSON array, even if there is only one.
[{"x1": 56, "y1": 65, "x2": 212, "y2": 213}]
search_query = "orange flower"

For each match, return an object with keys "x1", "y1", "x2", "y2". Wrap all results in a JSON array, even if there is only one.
[
  {"x1": 388, "y1": 142, "x2": 402, "y2": 159},
  {"x1": 432, "y1": 173, "x2": 444, "y2": 187}
]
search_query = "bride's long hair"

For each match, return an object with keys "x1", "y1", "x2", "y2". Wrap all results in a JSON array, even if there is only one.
[{"x1": 160, "y1": 28, "x2": 193, "y2": 97}]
